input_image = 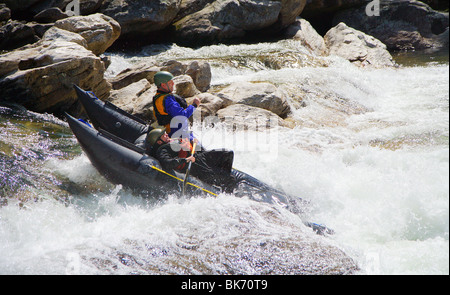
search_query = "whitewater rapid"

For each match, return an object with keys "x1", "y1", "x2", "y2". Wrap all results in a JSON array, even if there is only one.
[
  {"x1": 107, "y1": 43, "x2": 450, "y2": 274},
  {"x1": 0, "y1": 40, "x2": 448, "y2": 274}
]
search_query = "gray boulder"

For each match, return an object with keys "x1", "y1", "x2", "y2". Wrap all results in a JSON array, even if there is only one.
[
  {"x1": 108, "y1": 78, "x2": 153, "y2": 116},
  {"x1": 173, "y1": 0, "x2": 307, "y2": 45},
  {"x1": 0, "y1": 20, "x2": 51, "y2": 50},
  {"x1": 217, "y1": 81, "x2": 291, "y2": 118},
  {"x1": 324, "y1": 22, "x2": 395, "y2": 67},
  {"x1": 33, "y1": 7, "x2": 69, "y2": 23},
  {"x1": 108, "y1": 62, "x2": 161, "y2": 90},
  {"x1": 187, "y1": 92, "x2": 227, "y2": 119},
  {"x1": 0, "y1": 28, "x2": 111, "y2": 114},
  {"x1": 333, "y1": 0, "x2": 449, "y2": 51},
  {"x1": 54, "y1": 13, "x2": 121, "y2": 55},
  {"x1": 0, "y1": 41, "x2": 110, "y2": 114},
  {"x1": 216, "y1": 104, "x2": 291, "y2": 130},
  {"x1": 284, "y1": 17, "x2": 328, "y2": 56},
  {"x1": 99, "y1": 0, "x2": 181, "y2": 39}
]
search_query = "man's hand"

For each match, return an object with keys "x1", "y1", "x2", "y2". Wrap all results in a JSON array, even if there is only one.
[
  {"x1": 186, "y1": 156, "x2": 196, "y2": 163},
  {"x1": 193, "y1": 97, "x2": 200, "y2": 107}
]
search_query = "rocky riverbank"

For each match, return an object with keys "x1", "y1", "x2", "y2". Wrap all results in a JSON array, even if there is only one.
[{"x1": 1, "y1": 0, "x2": 448, "y2": 127}]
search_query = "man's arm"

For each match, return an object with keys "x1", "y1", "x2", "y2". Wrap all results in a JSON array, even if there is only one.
[
  {"x1": 164, "y1": 96, "x2": 196, "y2": 118},
  {"x1": 156, "y1": 144, "x2": 186, "y2": 170}
]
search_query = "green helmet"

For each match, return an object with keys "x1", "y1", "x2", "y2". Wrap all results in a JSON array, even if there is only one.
[
  {"x1": 146, "y1": 128, "x2": 166, "y2": 146},
  {"x1": 154, "y1": 71, "x2": 174, "y2": 86}
]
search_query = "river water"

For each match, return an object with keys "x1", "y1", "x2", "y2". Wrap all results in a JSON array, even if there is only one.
[{"x1": 0, "y1": 40, "x2": 448, "y2": 275}]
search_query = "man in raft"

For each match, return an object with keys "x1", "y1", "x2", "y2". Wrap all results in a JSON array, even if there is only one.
[
  {"x1": 152, "y1": 71, "x2": 200, "y2": 141},
  {"x1": 149, "y1": 71, "x2": 236, "y2": 192},
  {"x1": 147, "y1": 128, "x2": 236, "y2": 193}
]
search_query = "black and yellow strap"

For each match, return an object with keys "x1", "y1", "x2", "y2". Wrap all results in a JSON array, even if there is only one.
[{"x1": 150, "y1": 165, "x2": 218, "y2": 197}]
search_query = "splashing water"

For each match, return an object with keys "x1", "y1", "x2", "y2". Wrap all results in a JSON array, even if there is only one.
[{"x1": 1, "y1": 40, "x2": 448, "y2": 274}]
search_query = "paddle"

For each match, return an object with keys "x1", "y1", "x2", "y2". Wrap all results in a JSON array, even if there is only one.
[{"x1": 182, "y1": 140, "x2": 197, "y2": 196}]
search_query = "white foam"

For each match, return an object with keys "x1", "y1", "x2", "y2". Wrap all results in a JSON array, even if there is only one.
[{"x1": 1, "y1": 42, "x2": 448, "y2": 275}]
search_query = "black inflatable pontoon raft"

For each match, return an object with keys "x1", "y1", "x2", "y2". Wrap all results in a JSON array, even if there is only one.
[
  {"x1": 71, "y1": 85, "x2": 294, "y2": 203},
  {"x1": 68, "y1": 85, "x2": 333, "y2": 234}
]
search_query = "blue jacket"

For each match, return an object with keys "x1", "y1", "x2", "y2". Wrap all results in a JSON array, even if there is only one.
[{"x1": 155, "y1": 93, "x2": 196, "y2": 139}]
